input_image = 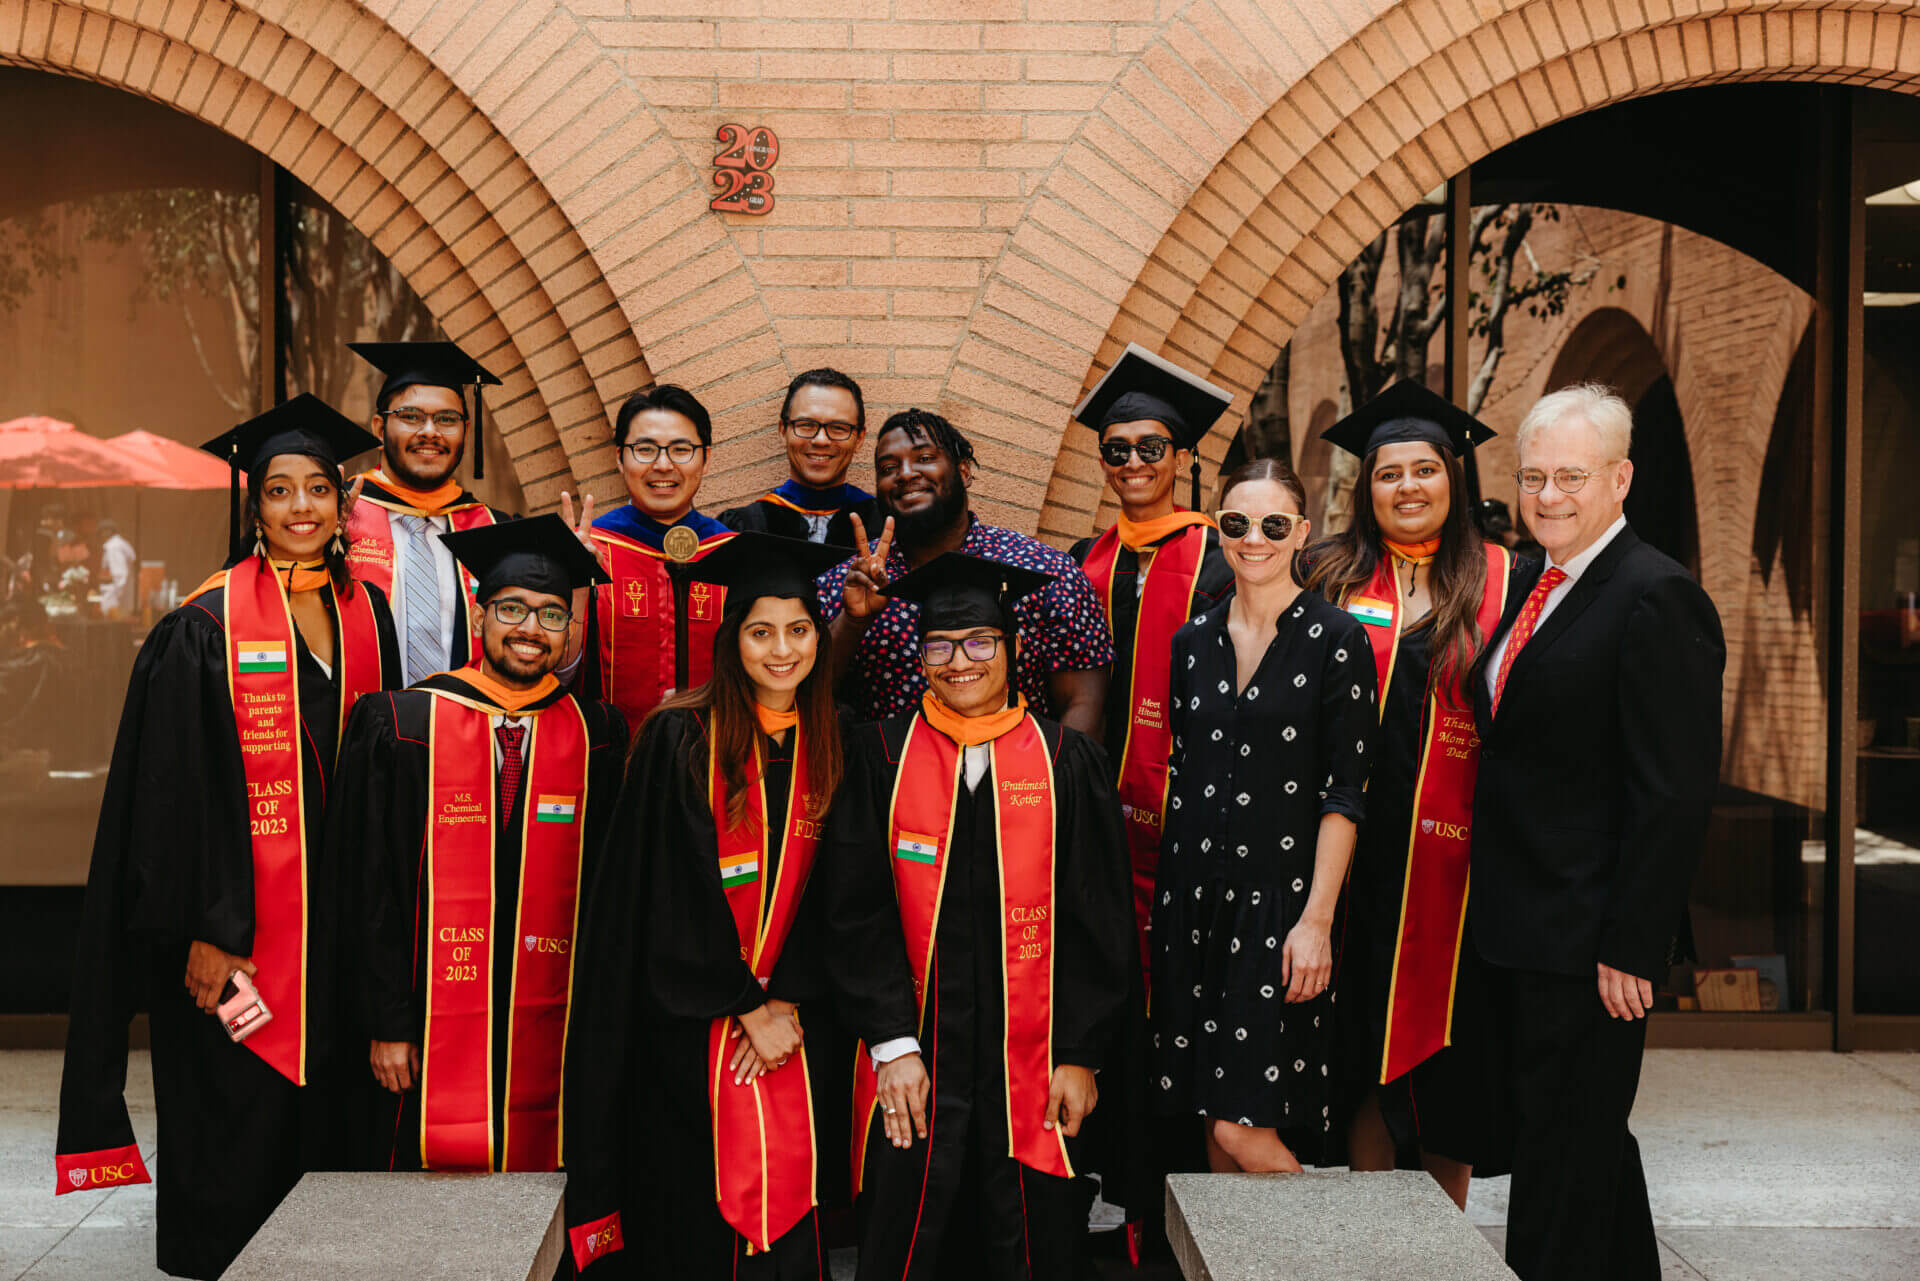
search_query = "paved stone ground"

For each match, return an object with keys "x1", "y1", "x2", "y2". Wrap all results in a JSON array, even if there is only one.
[{"x1": 3, "y1": 1050, "x2": 1916, "y2": 1279}]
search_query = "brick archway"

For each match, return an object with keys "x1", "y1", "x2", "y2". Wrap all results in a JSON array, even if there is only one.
[
  {"x1": 1018, "y1": 0, "x2": 1920, "y2": 543},
  {"x1": 1, "y1": 0, "x2": 679, "y2": 509}
]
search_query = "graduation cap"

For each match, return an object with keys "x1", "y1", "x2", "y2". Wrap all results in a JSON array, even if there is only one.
[
  {"x1": 440, "y1": 513, "x2": 610, "y2": 605},
  {"x1": 885, "y1": 551, "x2": 1052, "y2": 638},
  {"x1": 200, "y1": 394, "x2": 381, "y2": 555},
  {"x1": 349, "y1": 340, "x2": 503, "y2": 481},
  {"x1": 672, "y1": 532, "x2": 846, "y2": 613},
  {"x1": 1320, "y1": 379, "x2": 1495, "y2": 460},
  {"x1": 1073, "y1": 343, "x2": 1234, "y2": 510}
]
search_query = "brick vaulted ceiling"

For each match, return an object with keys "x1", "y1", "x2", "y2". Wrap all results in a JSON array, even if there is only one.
[{"x1": 8, "y1": 0, "x2": 1920, "y2": 538}]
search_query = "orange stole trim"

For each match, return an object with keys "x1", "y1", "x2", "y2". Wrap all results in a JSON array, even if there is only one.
[
  {"x1": 1365, "y1": 543, "x2": 1512, "y2": 1083},
  {"x1": 850, "y1": 714, "x2": 1069, "y2": 1193},
  {"x1": 1081, "y1": 521, "x2": 1205, "y2": 988},
  {"x1": 345, "y1": 500, "x2": 496, "y2": 652},
  {"x1": 221, "y1": 557, "x2": 312, "y2": 1086},
  {"x1": 419, "y1": 695, "x2": 590, "y2": 1171},
  {"x1": 707, "y1": 722, "x2": 821, "y2": 1253},
  {"x1": 589, "y1": 529, "x2": 731, "y2": 728},
  {"x1": 758, "y1": 489, "x2": 841, "y2": 517}
]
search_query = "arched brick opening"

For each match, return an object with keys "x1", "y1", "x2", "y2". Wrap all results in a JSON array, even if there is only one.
[
  {"x1": 1020, "y1": 1, "x2": 1920, "y2": 543},
  {"x1": 2, "y1": 0, "x2": 664, "y2": 509}
]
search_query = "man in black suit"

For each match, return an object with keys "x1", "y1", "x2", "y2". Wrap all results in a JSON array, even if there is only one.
[{"x1": 1469, "y1": 383, "x2": 1725, "y2": 1281}]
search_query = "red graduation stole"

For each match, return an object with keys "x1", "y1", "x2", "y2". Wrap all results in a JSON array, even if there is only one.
[
  {"x1": 706, "y1": 720, "x2": 823, "y2": 1253},
  {"x1": 1081, "y1": 519, "x2": 1208, "y2": 986},
  {"x1": 418, "y1": 691, "x2": 591, "y2": 1171},
  {"x1": 850, "y1": 711, "x2": 1069, "y2": 1193},
  {"x1": 589, "y1": 528, "x2": 731, "y2": 728},
  {"x1": 1345, "y1": 542, "x2": 1512, "y2": 1083},
  {"x1": 344, "y1": 478, "x2": 497, "y2": 654},
  {"x1": 223, "y1": 556, "x2": 385, "y2": 1083}
]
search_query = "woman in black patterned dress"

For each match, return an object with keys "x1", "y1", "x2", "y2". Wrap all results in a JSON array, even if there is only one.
[{"x1": 1151, "y1": 458, "x2": 1377, "y2": 1172}]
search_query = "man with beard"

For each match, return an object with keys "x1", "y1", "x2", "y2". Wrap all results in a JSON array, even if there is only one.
[
  {"x1": 818, "y1": 409, "x2": 1112, "y2": 735},
  {"x1": 331, "y1": 515, "x2": 626, "y2": 1173},
  {"x1": 348, "y1": 341, "x2": 553, "y2": 687},
  {"x1": 719, "y1": 368, "x2": 878, "y2": 546}
]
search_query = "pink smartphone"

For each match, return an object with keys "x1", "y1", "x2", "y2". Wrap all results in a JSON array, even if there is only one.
[{"x1": 216, "y1": 971, "x2": 273, "y2": 1043}]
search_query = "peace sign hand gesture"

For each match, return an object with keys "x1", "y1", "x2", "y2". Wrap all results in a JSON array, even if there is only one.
[
  {"x1": 559, "y1": 490, "x2": 597, "y2": 553},
  {"x1": 842, "y1": 513, "x2": 895, "y2": 620}
]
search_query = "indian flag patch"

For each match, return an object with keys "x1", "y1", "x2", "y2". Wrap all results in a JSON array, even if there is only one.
[
  {"x1": 894, "y1": 832, "x2": 940, "y2": 866},
  {"x1": 719, "y1": 852, "x2": 759, "y2": 888},
  {"x1": 534, "y1": 795, "x2": 577, "y2": 824},
  {"x1": 237, "y1": 641, "x2": 287, "y2": 673},
  {"x1": 1347, "y1": 597, "x2": 1394, "y2": 627}
]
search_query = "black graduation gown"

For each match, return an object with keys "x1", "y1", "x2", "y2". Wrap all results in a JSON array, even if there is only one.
[
  {"x1": 1067, "y1": 525, "x2": 1235, "y2": 769},
  {"x1": 352, "y1": 477, "x2": 515, "y2": 672},
  {"x1": 331, "y1": 674, "x2": 626, "y2": 1172},
  {"x1": 1336, "y1": 597, "x2": 1519, "y2": 1169},
  {"x1": 57, "y1": 581, "x2": 398, "y2": 1280},
  {"x1": 822, "y1": 713, "x2": 1136, "y2": 1281},
  {"x1": 719, "y1": 490, "x2": 878, "y2": 549},
  {"x1": 565, "y1": 707, "x2": 845, "y2": 1279}
]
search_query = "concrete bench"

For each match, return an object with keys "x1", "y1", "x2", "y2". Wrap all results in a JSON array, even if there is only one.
[
  {"x1": 1166, "y1": 1170, "x2": 1516, "y2": 1280},
  {"x1": 222, "y1": 1172, "x2": 567, "y2": 1280}
]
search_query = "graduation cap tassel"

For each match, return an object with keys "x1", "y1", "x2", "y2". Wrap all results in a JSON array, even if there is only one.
[
  {"x1": 227, "y1": 444, "x2": 242, "y2": 561},
  {"x1": 1190, "y1": 459, "x2": 1202, "y2": 513},
  {"x1": 472, "y1": 380, "x2": 485, "y2": 482}
]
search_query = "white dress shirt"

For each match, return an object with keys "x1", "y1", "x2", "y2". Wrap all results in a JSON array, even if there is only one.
[
  {"x1": 390, "y1": 508, "x2": 461, "y2": 684},
  {"x1": 1484, "y1": 514, "x2": 1628, "y2": 701},
  {"x1": 870, "y1": 742, "x2": 992, "y2": 1067}
]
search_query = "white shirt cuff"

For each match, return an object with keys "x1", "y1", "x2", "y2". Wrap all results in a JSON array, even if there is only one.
[{"x1": 869, "y1": 1036, "x2": 920, "y2": 1067}]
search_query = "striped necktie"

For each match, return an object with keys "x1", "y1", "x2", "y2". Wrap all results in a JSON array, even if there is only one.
[
  {"x1": 1490, "y1": 566, "x2": 1567, "y2": 717},
  {"x1": 398, "y1": 513, "x2": 447, "y2": 685}
]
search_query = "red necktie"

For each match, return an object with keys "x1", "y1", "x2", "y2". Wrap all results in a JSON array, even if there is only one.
[
  {"x1": 496, "y1": 723, "x2": 526, "y2": 819},
  {"x1": 1490, "y1": 566, "x2": 1567, "y2": 717}
]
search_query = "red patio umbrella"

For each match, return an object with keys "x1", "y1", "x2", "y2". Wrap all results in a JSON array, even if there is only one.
[
  {"x1": 0, "y1": 417, "x2": 171, "y2": 489},
  {"x1": 107, "y1": 429, "x2": 234, "y2": 490}
]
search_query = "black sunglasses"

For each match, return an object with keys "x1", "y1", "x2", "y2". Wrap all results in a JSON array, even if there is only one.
[{"x1": 1099, "y1": 436, "x2": 1174, "y2": 467}]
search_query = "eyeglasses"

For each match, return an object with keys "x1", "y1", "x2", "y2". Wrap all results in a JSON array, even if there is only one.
[
  {"x1": 921, "y1": 634, "x2": 1003, "y2": 666},
  {"x1": 383, "y1": 408, "x2": 466, "y2": 431},
  {"x1": 1215, "y1": 510, "x2": 1299, "y2": 541},
  {"x1": 487, "y1": 600, "x2": 572, "y2": 631},
  {"x1": 785, "y1": 418, "x2": 860, "y2": 442},
  {"x1": 621, "y1": 440, "x2": 704, "y2": 465},
  {"x1": 1098, "y1": 436, "x2": 1175, "y2": 467},
  {"x1": 1513, "y1": 463, "x2": 1615, "y2": 495}
]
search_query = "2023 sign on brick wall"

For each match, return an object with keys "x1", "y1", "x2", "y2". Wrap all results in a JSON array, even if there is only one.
[{"x1": 711, "y1": 124, "x2": 777, "y2": 215}]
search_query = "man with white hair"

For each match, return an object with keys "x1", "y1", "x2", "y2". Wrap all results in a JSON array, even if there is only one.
[{"x1": 1470, "y1": 383, "x2": 1724, "y2": 1281}]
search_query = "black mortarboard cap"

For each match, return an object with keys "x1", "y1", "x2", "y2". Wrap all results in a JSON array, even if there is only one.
[
  {"x1": 1071, "y1": 342, "x2": 1234, "y2": 453},
  {"x1": 350, "y1": 340, "x2": 502, "y2": 481},
  {"x1": 1320, "y1": 379, "x2": 1495, "y2": 460},
  {"x1": 885, "y1": 551, "x2": 1052, "y2": 636},
  {"x1": 440, "y1": 513, "x2": 610, "y2": 604},
  {"x1": 672, "y1": 532, "x2": 846, "y2": 611},
  {"x1": 200, "y1": 395, "x2": 380, "y2": 554}
]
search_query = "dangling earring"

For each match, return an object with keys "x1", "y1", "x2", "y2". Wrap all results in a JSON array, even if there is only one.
[
  {"x1": 329, "y1": 529, "x2": 346, "y2": 559},
  {"x1": 253, "y1": 525, "x2": 266, "y2": 559}
]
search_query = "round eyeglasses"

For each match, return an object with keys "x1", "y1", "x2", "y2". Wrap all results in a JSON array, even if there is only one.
[
  {"x1": 621, "y1": 440, "x2": 704, "y2": 465},
  {"x1": 1513, "y1": 464, "x2": 1615, "y2": 495},
  {"x1": 785, "y1": 418, "x2": 860, "y2": 442},
  {"x1": 1215, "y1": 510, "x2": 1298, "y2": 541},
  {"x1": 383, "y1": 408, "x2": 466, "y2": 431},
  {"x1": 1098, "y1": 435, "x2": 1174, "y2": 467},
  {"x1": 921, "y1": 634, "x2": 1003, "y2": 666},
  {"x1": 487, "y1": 600, "x2": 572, "y2": 632}
]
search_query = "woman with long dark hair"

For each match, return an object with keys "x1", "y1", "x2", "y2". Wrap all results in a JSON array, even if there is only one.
[
  {"x1": 1152, "y1": 457, "x2": 1377, "y2": 1174},
  {"x1": 564, "y1": 533, "x2": 849, "y2": 1279},
  {"x1": 1306, "y1": 381, "x2": 1519, "y2": 1208},
  {"x1": 56, "y1": 397, "x2": 400, "y2": 1278}
]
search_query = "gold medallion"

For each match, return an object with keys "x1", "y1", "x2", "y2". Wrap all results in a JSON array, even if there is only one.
[{"x1": 662, "y1": 524, "x2": 700, "y2": 562}]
